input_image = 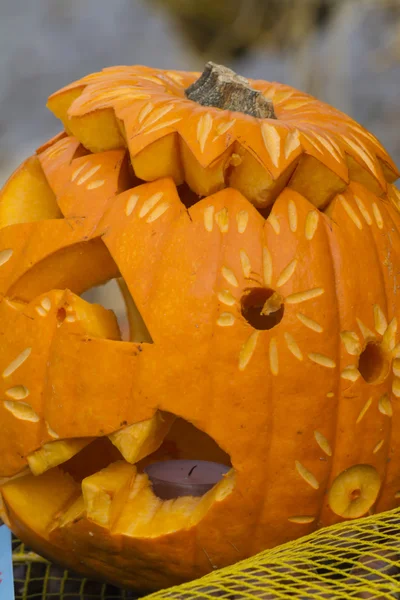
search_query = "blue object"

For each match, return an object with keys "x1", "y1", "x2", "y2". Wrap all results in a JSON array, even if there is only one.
[{"x1": 0, "y1": 525, "x2": 14, "y2": 600}]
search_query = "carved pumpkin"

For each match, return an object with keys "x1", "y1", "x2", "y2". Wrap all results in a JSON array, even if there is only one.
[{"x1": 1, "y1": 62, "x2": 400, "y2": 591}]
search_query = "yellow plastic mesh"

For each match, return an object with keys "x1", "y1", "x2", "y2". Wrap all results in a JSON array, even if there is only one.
[
  {"x1": 12, "y1": 508, "x2": 400, "y2": 599},
  {"x1": 148, "y1": 508, "x2": 400, "y2": 600}
]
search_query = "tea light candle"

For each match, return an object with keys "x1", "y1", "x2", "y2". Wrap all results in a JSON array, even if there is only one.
[{"x1": 144, "y1": 460, "x2": 230, "y2": 500}]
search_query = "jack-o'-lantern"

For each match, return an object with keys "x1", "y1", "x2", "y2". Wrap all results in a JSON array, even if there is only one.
[{"x1": 1, "y1": 62, "x2": 400, "y2": 591}]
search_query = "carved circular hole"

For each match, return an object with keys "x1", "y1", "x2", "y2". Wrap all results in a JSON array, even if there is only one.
[
  {"x1": 358, "y1": 342, "x2": 389, "y2": 384},
  {"x1": 328, "y1": 464, "x2": 381, "y2": 519},
  {"x1": 350, "y1": 488, "x2": 361, "y2": 501},
  {"x1": 241, "y1": 288, "x2": 284, "y2": 331},
  {"x1": 56, "y1": 307, "x2": 67, "y2": 323}
]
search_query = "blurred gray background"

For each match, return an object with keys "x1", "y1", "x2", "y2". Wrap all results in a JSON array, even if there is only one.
[{"x1": 1, "y1": 0, "x2": 400, "y2": 187}]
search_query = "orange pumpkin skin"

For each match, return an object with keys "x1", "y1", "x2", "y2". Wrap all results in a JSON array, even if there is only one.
[{"x1": 1, "y1": 64, "x2": 400, "y2": 590}]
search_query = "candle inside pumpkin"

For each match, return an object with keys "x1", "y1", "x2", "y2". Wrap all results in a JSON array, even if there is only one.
[{"x1": 144, "y1": 460, "x2": 230, "y2": 500}]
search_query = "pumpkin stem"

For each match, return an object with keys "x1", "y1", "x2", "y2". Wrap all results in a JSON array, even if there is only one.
[{"x1": 185, "y1": 62, "x2": 276, "y2": 119}]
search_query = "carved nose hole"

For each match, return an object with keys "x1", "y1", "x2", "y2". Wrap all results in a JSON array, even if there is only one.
[
  {"x1": 358, "y1": 342, "x2": 389, "y2": 384},
  {"x1": 241, "y1": 288, "x2": 284, "y2": 331}
]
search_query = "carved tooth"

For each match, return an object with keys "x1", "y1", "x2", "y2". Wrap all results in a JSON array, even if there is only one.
[
  {"x1": 54, "y1": 496, "x2": 85, "y2": 530},
  {"x1": 82, "y1": 461, "x2": 135, "y2": 527},
  {"x1": 109, "y1": 412, "x2": 175, "y2": 464},
  {"x1": 27, "y1": 438, "x2": 92, "y2": 475}
]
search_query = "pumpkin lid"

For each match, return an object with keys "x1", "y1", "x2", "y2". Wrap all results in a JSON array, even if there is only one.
[{"x1": 47, "y1": 62, "x2": 399, "y2": 202}]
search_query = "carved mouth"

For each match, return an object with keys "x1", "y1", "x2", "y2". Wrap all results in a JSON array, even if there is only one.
[{"x1": 1, "y1": 414, "x2": 234, "y2": 539}]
